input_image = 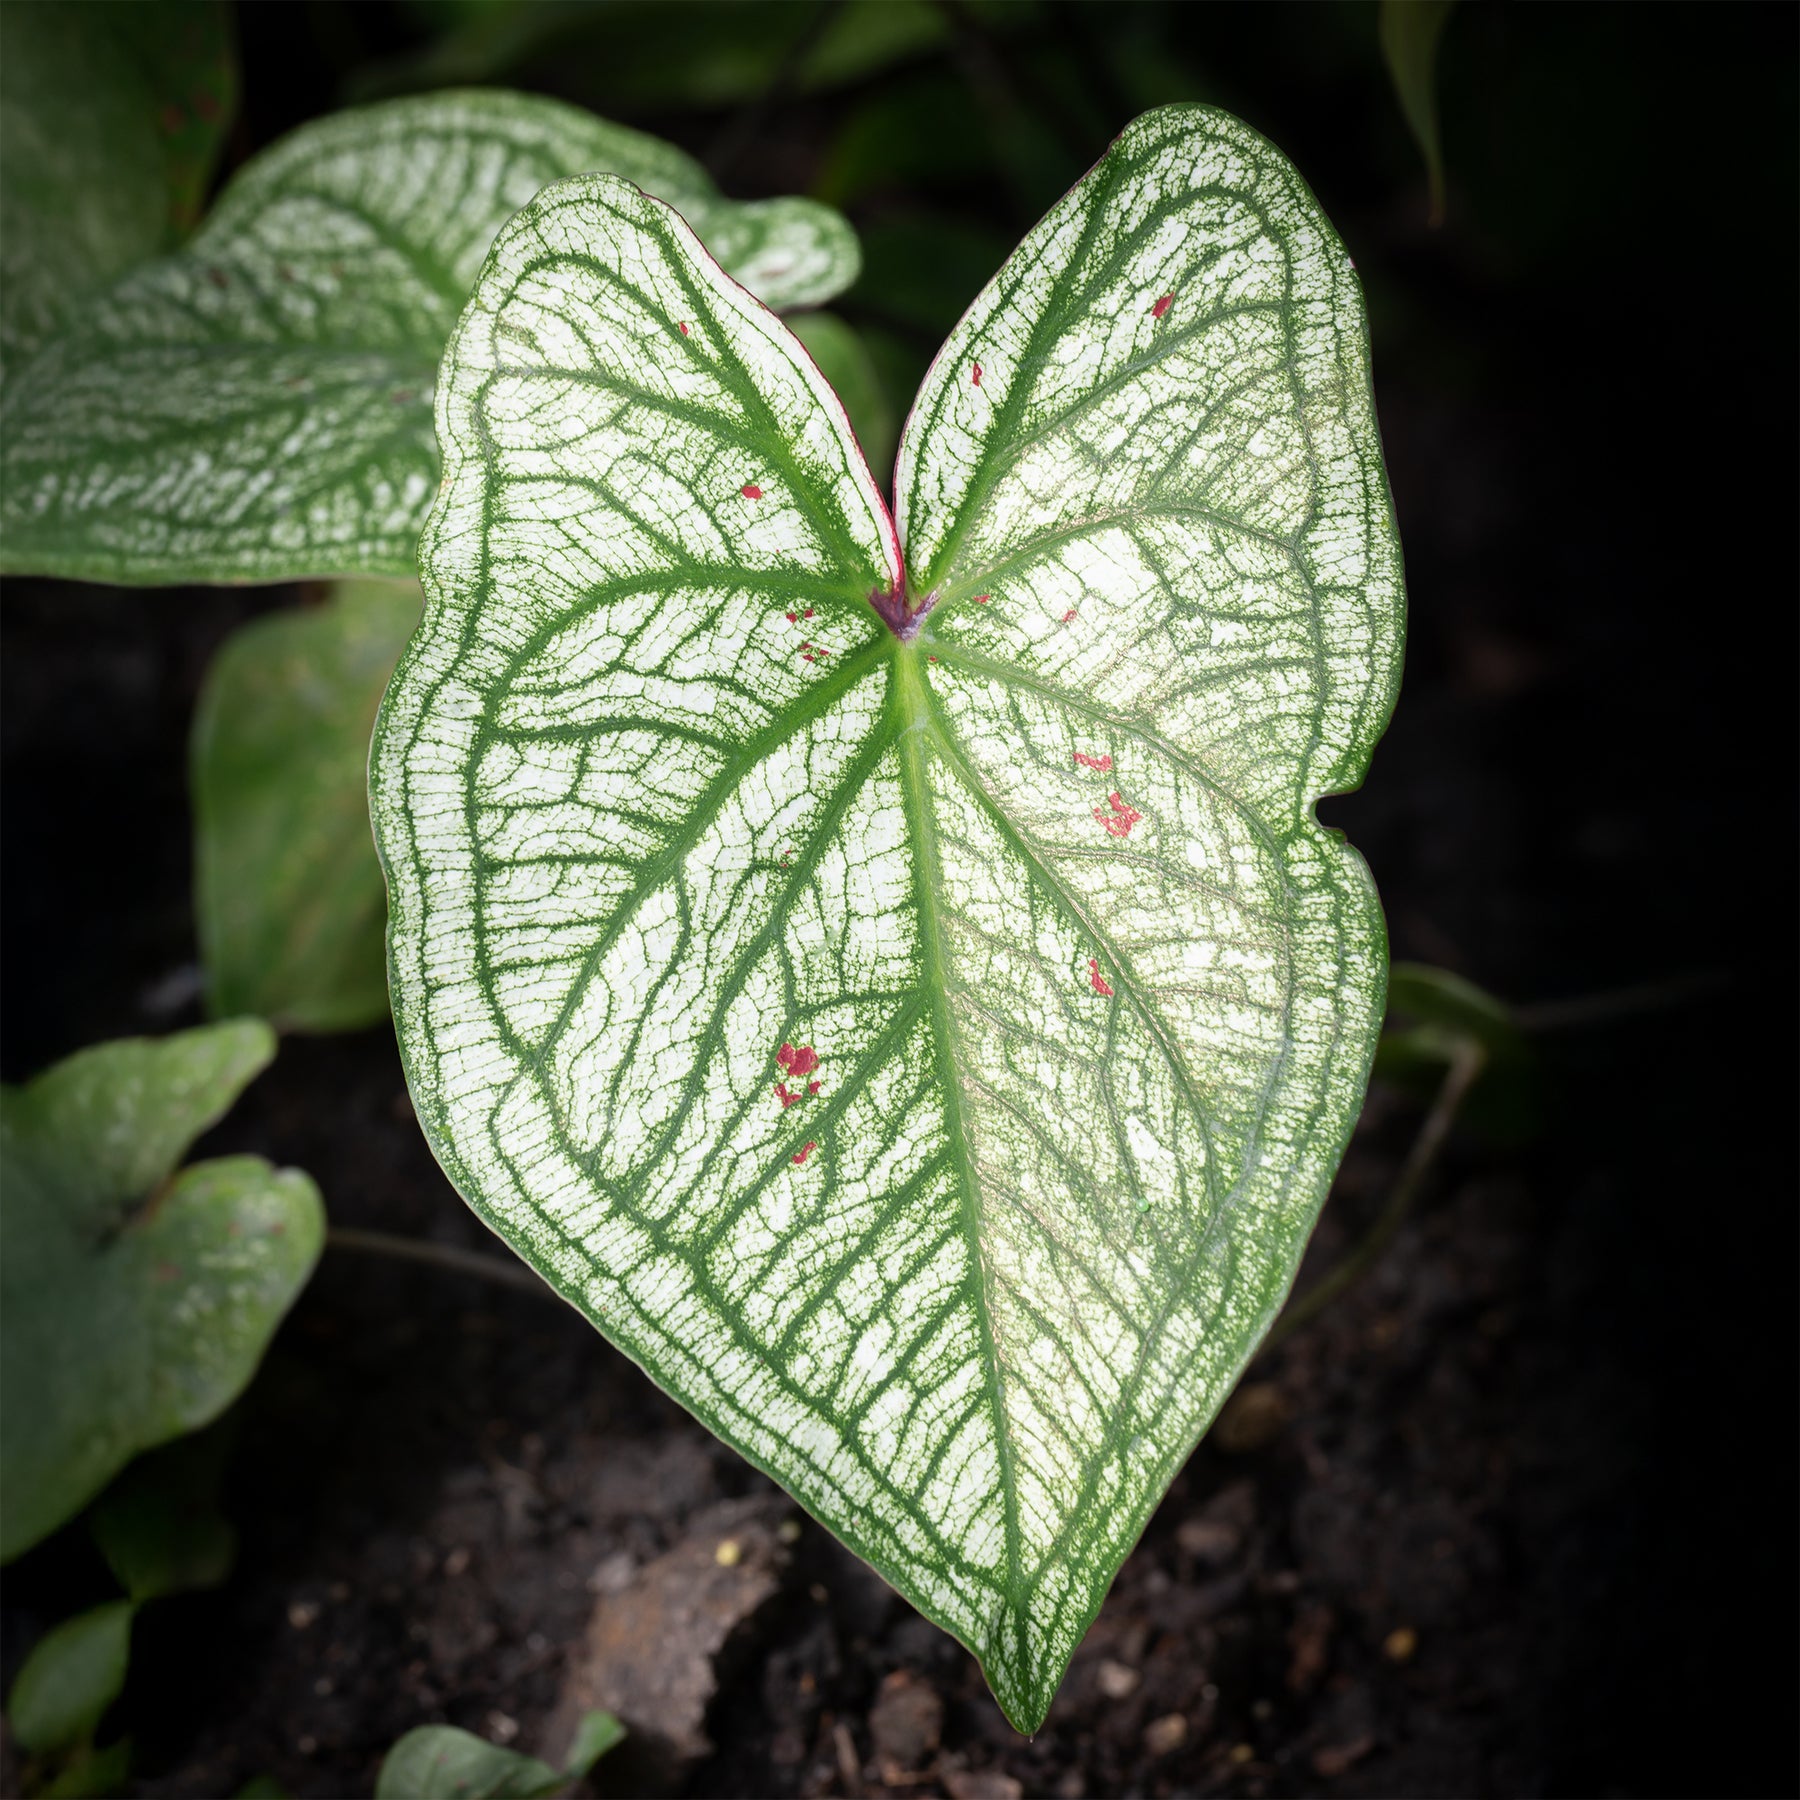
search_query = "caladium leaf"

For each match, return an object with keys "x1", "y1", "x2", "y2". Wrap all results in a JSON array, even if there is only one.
[
  {"x1": 371, "y1": 105, "x2": 1402, "y2": 1729},
  {"x1": 0, "y1": 89, "x2": 859, "y2": 586},
  {"x1": 0, "y1": 1022, "x2": 323, "y2": 1561},
  {"x1": 192, "y1": 579, "x2": 421, "y2": 1032}
]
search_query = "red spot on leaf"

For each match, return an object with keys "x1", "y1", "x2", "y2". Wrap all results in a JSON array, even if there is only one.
[
  {"x1": 785, "y1": 611, "x2": 798, "y2": 621},
  {"x1": 1152, "y1": 293, "x2": 1174, "y2": 319},
  {"x1": 775, "y1": 1082, "x2": 799, "y2": 1108},
  {"x1": 777, "y1": 1044, "x2": 820, "y2": 1078},
  {"x1": 793, "y1": 1141, "x2": 817, "y2": 1166},
  {"x1": 1089, "y1": 959, "x2": 1114, "y2": 997},
  {"x1": 974, "y1": 594, "x2": 989, "y2": 604},
  {"x1": 973, "y1": 363, "x2": 982, "y2": 386},
  {"x1": 804, "y1": 608, "x2": 815, "y2": 618},
  {"x1": 808, "y1": 1079, "x2": 821, "y2": 1095},
  {"x1": 1094, "y1": 791, "x2": 1142, "y2": 838},
  {"x1": 1061, "y1": 608, "x2": 1079, "y2": 623},
  {"x1": 742, "y1": 484, "x2": 762, "y2": 499},
  {"x1": 679, "y1": 321, "x2": 691, "y2": 335},
  {"x1": 927, "y1": 654, "x2": 939, "y2": 662},
  {"x1": 1074, "y1": 751, "x2": 1113, "y2": 771},
  {"x1": 802, "y1": 653, "x2": 815, "y2": 662}
]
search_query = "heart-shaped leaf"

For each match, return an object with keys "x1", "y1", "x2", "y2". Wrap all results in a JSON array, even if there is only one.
[
  {"x1": 0, "y1": 90, "x2": 859, "y2": 585},
  {"x1": 0, "y1": 1022, "x2": 323, "y2": 1561},
  {"x1": 371, "y1": 105, "x2": 1402, "y2": 1729},
  {"x1": 192, "y1": 579, "x2": 421, "y2": 1032}
]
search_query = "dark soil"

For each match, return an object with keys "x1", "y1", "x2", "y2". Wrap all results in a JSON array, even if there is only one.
[{"x1": 3, "y1": 5, "x2": 1794, "y2": 1797}]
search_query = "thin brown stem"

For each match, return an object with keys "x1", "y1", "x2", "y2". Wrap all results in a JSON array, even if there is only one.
[
  {"x1": 1261, "y1": 1036, "x2": 1487, "y2": 1355},
  {"x1": 325, "y1": 1226, "x2": 555, "y2": 1300}
]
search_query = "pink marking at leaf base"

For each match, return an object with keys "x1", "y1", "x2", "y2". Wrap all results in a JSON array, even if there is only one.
[
  {"x1": 1074, "y1": 751, "x2": 1114, "y2": 772},
  {"x1": 1089, "y1": 959, "x2": 1114, "y2": 998},
  {"x1": 742, "y1": 483, "x2": 763, "y2": 500},
  {"x1": 793, "y1": 1140, "x2": 817, "y2": 1166},
  {"x1": 1152, "y1": 293, "x2": 1174, "y2": 319},
  {"x1": 679, "y1": 321, "x2": 691, "y2": 335},
  {"x1": 774, "y1": 1082, "x2": 799, "y2": 1108},
  {"x1": 972, "y1": 363, "x2": 982, "y2": 386},
  {"x1": 1094, "y1": 791, "x2": 1142, "y2": 838}
]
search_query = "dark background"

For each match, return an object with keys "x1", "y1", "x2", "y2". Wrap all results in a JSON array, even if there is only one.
[{"x1": 3, "y1": 3, "x2": 1795, "y2": 1796}]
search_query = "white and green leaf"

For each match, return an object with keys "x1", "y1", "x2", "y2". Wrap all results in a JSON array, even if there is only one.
[
  {"x1": 0, "y1": 1023, "x2": 323, "y2": 1561},
  {"x1": 192, "y1": 578, "x2": 421, "y2": 1032},
  {"x1": 0, "y1": 89, "x2": 859, "y2": 585},
  {"x1": 371, "y1": 104, "x2": 1402, "y2": 1730}
]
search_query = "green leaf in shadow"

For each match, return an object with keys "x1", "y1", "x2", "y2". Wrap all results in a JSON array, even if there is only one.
[
  {"x1": 193, "y1": 581, "x2": 421, "y2": 1033},
  {"x1": 0, "y1": 1023, "x2": 323, "y2": 1560}
]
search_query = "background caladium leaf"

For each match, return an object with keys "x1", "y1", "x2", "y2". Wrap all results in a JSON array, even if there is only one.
[
  {"x1": 192, "y1": 579, "x2": 422, "y2": 1032},
  {"x1": 0, "y1": 89, "x2": 859, "y2": 586},
  {"x1": 0, "y1": 1023, "x2": 323, "y2": 1562},
  {"x1": 0, "y1": 0, "x2": 234, "y2": 381},
  {"x1": 372, "y1": 104, "x2": 1402, "y2": 1729}
]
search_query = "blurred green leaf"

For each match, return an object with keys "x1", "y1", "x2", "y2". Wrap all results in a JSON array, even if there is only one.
[
  {"x1": 38, "y1": 1737, "x2": 133, "y2": 1800},
  {"x1": 1376, "y1": 962, "x2": 1536, "y2": 1143},
  {"x1": 193, "y1": 581, "x2": 421, "y2": 1033},
  {"x1": 374, "y1": 1709, "x2": 624, "y2": 1797},
  {"x1": 850, "y1": 214, "x2": 1012, "y2": 339},
  {"x1": 1380, "y1": 0, "x2": 1457, "y2": 223},
  {"x1": 360, "y1": 0, "x2": 956, "y2": 108},
  {"x1": 0, "y1": 92, "x2": 858, "y2": 585},
  {"x1": 0, "y1": 5, "x2": 165, "y2": 377},
  {"x1": 0, "y1": 1, "x2": 235, "y2": 375},
  {"x1": 6, "y1": 1602, "x2": 133, "y2": 1756},
  {"x1": 378, "y1": 1729, "x2": 554, "y2": 1799},
  {"x1": 231, "y1": 1777, "x2": 291, "y2": 1800},
  {"x1": 105, "y1": 0, "x2": 237, "y2": 232},
  {"x1": 787, "y1": 313, "x2": 897, "y2": 487},
  {"x1": 89, "y1": 1430, "x2": 238, "y2": 1604},
  {"x1": 561, "y1": 1712, "x2": 625, "y2": 1777},
  {"x1": 0, "y1": 1023, "x2": 324, "y2": 1561}
]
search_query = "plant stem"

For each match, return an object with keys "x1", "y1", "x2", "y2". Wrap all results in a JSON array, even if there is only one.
[
  {"x1": 324, "y1": 1226, "x2": 554, "y2": 1299},
  {"x1": 1261, "y1": 1035, "x2": 1487, "y2": 1355}
]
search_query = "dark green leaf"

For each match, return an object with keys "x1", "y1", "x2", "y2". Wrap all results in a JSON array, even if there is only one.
[
  {"x1": 89, "y1": 1430, "x2": 238, "y2": 1603},
  {"x1": 374, "y1": 1727, "x2": 562, "y2": 1800},
  {"x1": 561, "y1": 1711, "x2": 625, "y2": 1777},
  {"x1": 0, "y1": 1023, "x2": 323, "y2": 1560},
  {"x1": 6, "y1": 1602, "x2": 133, "y2": 1756},
  {"x1": 193, "y1": 581, "x2": 421, "y2": 1032}
]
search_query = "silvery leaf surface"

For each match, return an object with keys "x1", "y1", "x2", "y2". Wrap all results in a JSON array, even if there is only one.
[
  {"x1": 0, "y1": 89, "x2": 859, "y2": 585},
  {"x1": 371, "y1": 105, "x2": 1402, "y2": 1729}
]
